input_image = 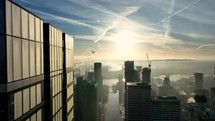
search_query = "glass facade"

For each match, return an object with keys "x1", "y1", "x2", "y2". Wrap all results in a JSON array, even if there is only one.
[
  {"x1": 64, "y1": 34, "x2": 74, "y2": 121},
  {"x1": 0, "y1": 1, "x2": 44, "y2": 121}
]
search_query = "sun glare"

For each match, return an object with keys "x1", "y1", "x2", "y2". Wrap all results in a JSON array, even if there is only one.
[{"x1": 113, "y1": 30, "x2": 137, "y2": 59}]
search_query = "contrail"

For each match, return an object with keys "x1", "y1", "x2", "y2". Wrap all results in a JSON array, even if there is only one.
[{"x1": 157, "y1": 0, "x2": 201, "y2": 25}]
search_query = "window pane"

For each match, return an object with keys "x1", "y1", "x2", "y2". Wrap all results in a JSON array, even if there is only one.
[
  {"x1": 12, "y1": 4, "x2": 21, "y2": 37},
  {"x1": 7, "y1": 36, "x2": 13, "y2": 82},
  {"x1": 30, "y1": 86, "x2": 36, "y2": 108},
  {"x1": 22, "y1": 39, "x2": 29, "y2": 78},
  {"x1": 29, "y1": 14, "x2": 35, "y2": 40},
  {"x1": 40, "y1": 21, "x2": 43, "y2": 43},
  {"x1": 6, "y1": 1, "x2": 12, "y2": 35},
  {"x1": 23, "y1": 88, "x2": 30, "y2": 113},
  {"x1": 37, "y1": 84, "x2": 41, "y2": 105},
  {"x1": 13, "y1": 37, "x2": 22, "y2": 80},
  {"x1": 14, "y1": 91, "x2": 22, "y2": 119},
  {"x1": 21, "y1": 9, "x2": 29, "y2": 39},
  {"x1": 35, "y1": 18, "x2": 40, "y2": 42},
  {"x1": 37, "y1": 110, "x2": 42, "y2": 121},
  {"x1": 31, "y1": 114, "x2": 36, "y2": 121},
  {"x1": 36, "y1": 43, "x2": 41, "y2": 75},
  {"x1": 29, "y1": 41, "x2": 35, "y2": 76}
]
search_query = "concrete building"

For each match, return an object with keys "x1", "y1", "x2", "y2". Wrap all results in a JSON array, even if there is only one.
[
  {"x1": 142, "y1": 67, "x2": 151, "y2": 83},
  {"x1": 125, "y1": 82, "x2": 151, "y2": 121},
  {"x1": 152, "y1": 96, "x2": 181, "y2": 121},
  {"x1": 0, "y1": 0, "x2": 44, "y2": 120}
]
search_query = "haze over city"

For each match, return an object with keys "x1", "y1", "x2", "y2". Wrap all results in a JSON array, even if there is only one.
[{"x1": 14, "y1": 0, "x2": 215, "y2": 60}]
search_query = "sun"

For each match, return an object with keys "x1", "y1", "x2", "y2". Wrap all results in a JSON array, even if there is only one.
[{"x1": 113, "y1": 30, "x2": 138, "y2": 59}]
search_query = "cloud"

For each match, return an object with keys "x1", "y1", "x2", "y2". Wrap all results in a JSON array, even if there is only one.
[
  {"x1": 19, "y1": 0, "x2": 39, "y2": 7},
  {"x1": 196, "y1": 44, "x2": 215, "y2": 50},
  {"x1": 28, "y1": 8, "x2": 100, "y2": 31}
]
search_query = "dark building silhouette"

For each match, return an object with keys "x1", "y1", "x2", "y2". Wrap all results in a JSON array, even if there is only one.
[
  {"x1": 74, "y1": 76, "x2": 97, "y2": 121},
  {"x1": 124, "y1": 61, "x2": 135, "y2": 82},
  {"x1": 152, "y1": 96, "x2": 181, "y2": 121},
  {"x1": 159, "y1": 76, "x2": 173, "y2": 96},
  {"x1": 142, "y1": 67, "x2": 151, "y2": 83},
  {"x1": 194, "y1": 73, "x2": 203, "y2": 90},
  {"x1": 0, "y1": 1, "x2": 44, "y2": 120},
  {"x1": 125, "y1": 82, "x2": 151, "y2": 121},
  {"x1": 211, "y1": 87, "x2": 215, "y2": 111},
  {"x1": 74, "y1": 62, "x2": 105, "y2": 121}
]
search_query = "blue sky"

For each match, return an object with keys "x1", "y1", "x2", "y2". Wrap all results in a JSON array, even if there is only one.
[{"x1": 14, "y1": 0, "x2": 215, "y2": 60}]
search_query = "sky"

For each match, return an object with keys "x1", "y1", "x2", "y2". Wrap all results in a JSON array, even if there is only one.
[{"x1": 14, "y1": 0, "x2": 215, "y2": 61}]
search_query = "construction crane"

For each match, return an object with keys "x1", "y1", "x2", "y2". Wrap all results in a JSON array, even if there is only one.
[{"x1": 146, "y1": 53, "x2": 151, "y2": 68}]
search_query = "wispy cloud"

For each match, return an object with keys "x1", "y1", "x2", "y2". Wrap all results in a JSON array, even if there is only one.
[
  {"x1": 19, "y1": 0, "x2": 39, "y2": 7},
  {"x1": 29, "y1": 8, "x2": 100, "y2": 31},
  {"x1": 156, "y1": 0, "x2": 201, "y2": 24},
  {"x1": 196, "y1": 44, "x2": 215, "y2": 50}
]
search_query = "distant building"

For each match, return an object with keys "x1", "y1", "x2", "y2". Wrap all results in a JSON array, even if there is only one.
[
  {"x1": 211, "y1": 87, "x2": 215, "y2": 111},
  {"x1": 159, "y1": 76, "x2": 173, "y2": 96},
  {"x1": 194, "y1": 73, "x2": 203, "y2": 90},
  {"x1": 124, "y1": 61, "x2": 135, "y2": 82},
  {"x1": 142, "y1": 67, "x2": 151, "y2": 83},
  {"x1": 0, "y1": 1, "x2": 44, "y2": 120},
  {"x1": 152, "y1": 96, "x2": 181, "y2": 121},
  {"x1": 194, "y1": 89, "x2": 209, "y2": 104},
  {"x1": 74, "y1": 76, "x2": 98, "y2": 121},
  {"x1": 125, "y1": 82, "x2": 151, "y2": 121}
]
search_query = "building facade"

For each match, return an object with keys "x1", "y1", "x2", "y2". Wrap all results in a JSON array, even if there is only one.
[
  {"x1": 0, "y1": 0, "x2": 44, "y2": 120},
  {"x1": 62, "y1": 33, "x2": 74, "y2": 121},
  {"x1": 125, "y1": 82, "x2": 151, "y2": 121},
  {"x1": 152, "y1": 96, "x2": 181, "y2": 121}
]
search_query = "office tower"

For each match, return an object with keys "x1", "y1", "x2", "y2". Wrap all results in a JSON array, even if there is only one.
[
  {"x1": 125, "y1": 82, "x2": 151, "y2": 121},
  {"x1": 44, "y1": 24, "x2": 74, "y2": 121},
  {"x1": 194, "y1": 73, "x2": 203, "y2": 90},
  {"x1": 142, "y1": 67, "x2": 151, "y2": 83},
  {"x1": 152, "y1": 96, "x2": 181, "y2": 121},
  {"x1": 0, "y1": 0, "x2": 44, "y2": 120},
  {"x1": 74, "y1": 76, "x2": 98, "y2": 121},
  {"x1": 44, "y1": 23, "x2": 63, "y2": 121},
  {"x1": 135, "y1": 66, "x2": 142, "y2": 82},
  {"x1": 211, "y1": 87, "x2": 215, "y2": 111},
  {"x1": 94, "y1": 62, "x2": 102, "y2": 83},
  {"x1": 124, "y1": 61, "x2": 135, "y2": 82},
  {"x1": 159, "y1": 76, "x2": 173, "y2": 96},
  {"x1": 94, "y1": 62, "x2": 105, "y2": 121},
  {"x1": 62, "y1": 33, "x2": 74, "y2": 121}
]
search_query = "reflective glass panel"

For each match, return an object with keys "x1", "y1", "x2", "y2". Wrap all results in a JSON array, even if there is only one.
[
  {"x1": 23, "y1": 88, "x2": 30, "y2": 113},
  {"x1": 13, "y1": 37, "x2": 22, "y2": 80},
  {"x1": 21, "y1": 9, "x2": 29, "y2": 39},
  {"x1": 12, "y1": 4, "x2": 21, "y2": 37},
  {"x1": 22, "y1": 39, "x2": 29, "y2": 78},
  {"x1": 14, "y1": 91, "x2": 22, "y2": 119},
  {"x1": 7, "y1": 36, "x2": 13, "y2": 82},
  {"x1": 29, "y1": 41, "x2": 35, "y2": 76},
  {"x1": 6, "y1": 1, "x2": 12, "y2": 35}
]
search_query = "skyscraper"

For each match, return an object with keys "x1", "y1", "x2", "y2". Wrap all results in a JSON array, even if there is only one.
[
  {"x1": 0, "y1": 0, "x2": 44, "y2": 120},
  {"x1": 125, "y1": 82, "x2": 151, "y2": 121},
  {"x1": 142, "y1": 67, "x2": 151, "y2": 83},
  {"x1": 124, "y1": 61, "x2": 135, "y2": 82},
  {"x1": 211, "y1": 87, "x2": 215, "y2": 111},
  {"x1": 159, "y1": 76, "x2": 173, "y2": 96},
  {"x1": 152, "y1": 96, "x2": 181, "y2": 121},
  {"x1": 194, "y1": 73, "x2": 203, "y2": 90},
  {"x1": 62, "y1": 33, "x2": 74, "y2": 121},
  {"x1": 94, "y1": 62, "x2": 102, "y2": 84}
]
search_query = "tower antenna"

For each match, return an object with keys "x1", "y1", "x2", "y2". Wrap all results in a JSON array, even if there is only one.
[{"x1": 146, "y1": 53, "x2": 151, "y2": 68}]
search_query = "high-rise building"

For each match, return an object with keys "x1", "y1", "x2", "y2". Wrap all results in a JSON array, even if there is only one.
[
  {"x1": 211, "y1": 87, "x2": 215, "y2": 111},
  {"x1": 74, "y1": 76, "x2": 98, "y2": 121},
  {"x1": 159, "y1": 76, "x2": 173, "y2": 96},
  {"x1": 194, "y1": 73, "x2": 203, "y2": 90},
  {"x1": 94, "y1": 62, "x2": 102, "y2": 84},
  {"x1": 124, "y1": 61, "x2": 135, "y2": 82},
  {"x1": 142, "y1": 67, "x2": 151, "y2": 83},
  {"x1": 0, "y1": 0, "x2": 44, "y2": 120},
  {"x1": 44, "y1": 24, "x2": 74, "y2": 121},
  {"x1": 62, "y1": 33, "x2": 74, "y2": 121},
  {"x1": 152, "y1": 96, "x2": 181, "y2": 121},
  {"x1": 125, "y1": 82, "x2": 151, "y2": 121}
]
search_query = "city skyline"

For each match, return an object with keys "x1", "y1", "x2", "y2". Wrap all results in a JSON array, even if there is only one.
[{"x1": 13, "y1": 0, "x2": 215, "y2": 61}]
